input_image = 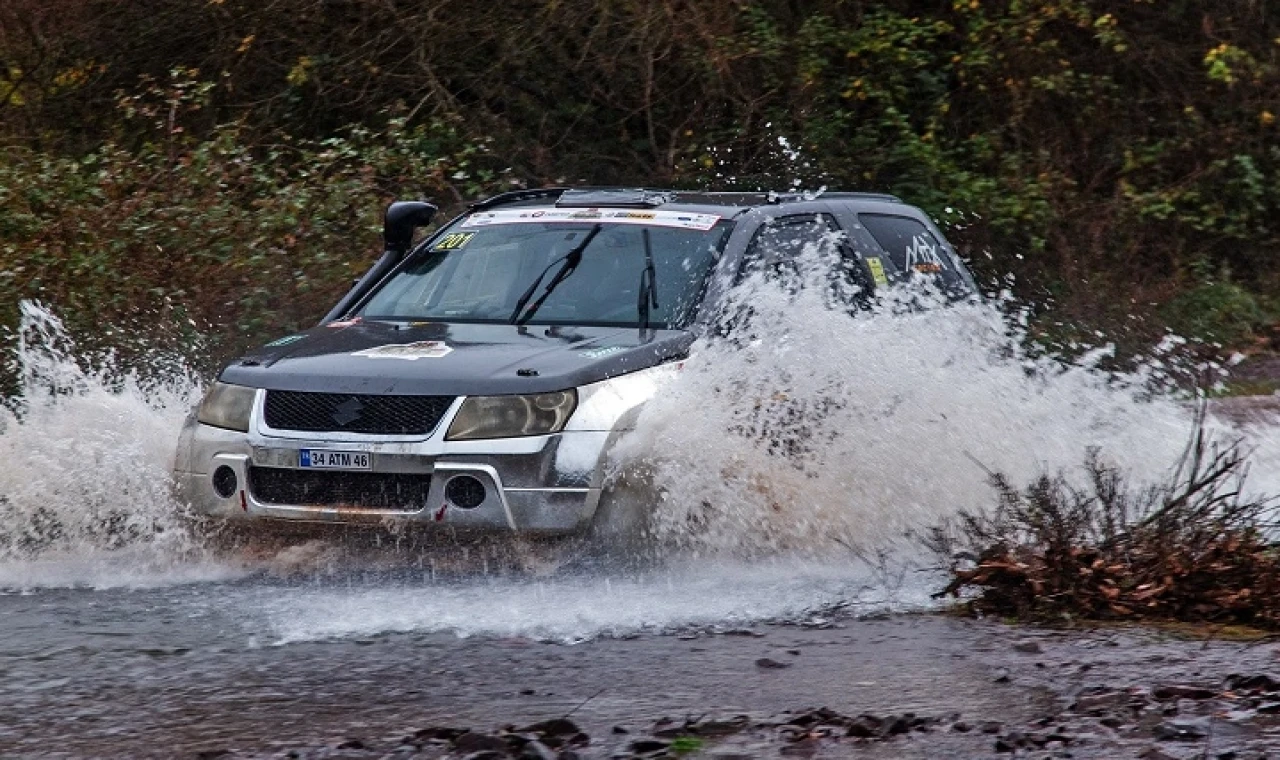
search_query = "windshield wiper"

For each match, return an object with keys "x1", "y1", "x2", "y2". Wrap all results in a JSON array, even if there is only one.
[
  {"x1": 509, "y1": 225, "x2": 602, "y2": 325},
  {"x1": 638, "y1": 227, "x2": 660, "y2": 331}
]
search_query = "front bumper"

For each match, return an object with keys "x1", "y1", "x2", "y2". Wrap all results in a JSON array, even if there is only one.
[
  {"x1": 173, "y1": 364, "x2": 677, "y2": 534},
  {"x1": 172, "y1": 415, "x2": 608, "y2": 535}
]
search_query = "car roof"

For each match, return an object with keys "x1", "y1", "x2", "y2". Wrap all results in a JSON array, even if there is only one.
[{"x1": 468, "y1": 187, "x2": 907, "y2": 218}]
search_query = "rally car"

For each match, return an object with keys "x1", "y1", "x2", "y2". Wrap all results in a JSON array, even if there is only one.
[{"x1": 172, "y1": 188, "x2": 976, "y2": 534}]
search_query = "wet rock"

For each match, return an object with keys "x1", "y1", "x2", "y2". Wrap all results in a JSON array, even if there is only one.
[
  {"x1": 1153, "y1": 684, "x2": 1218, "y2": 700},
  {"x1": 755, "y1": 657, "x2": 791, "y2": 669},
  {"x1": 611, "y1": 726, "x2": 628, "y2": 735},
  {"x1": 1227, "y1": 673, "x2": 1280, "y2": 692},
  {"x1": 1072, "y1": 689, "x2": 1130, "y2": 713},
  {"x1": 845, "y1": 715, "x2": 881, "y2": 738},
  {"x1": 461, "y1": 752, "x2": 507, "y2": 760},
  {"x1": 1013, "y1": 640, "x2": 1043, "y2": 654},
  {"x1": 626, "y1": 738, "x2": 668, "y2": 754},
  {"x1": 194, "y1": 751, "x2": 233, "y2": 760},
  {"x1": 1138, "y1": 748, "x2": 1179, "y2": 760},
  {"x1": 980, "y1": 721, "x2": 1003, "y2": 734},
  {"x1": 691, "y1": 716, "x2": 750, "y2": 736},
  {"x1": 1256, "y1": 701, "x2": 1280, "y2": 713},
  {"x1": 414, "y1": 727, "x2": 468, "y2": 743},
  {"x1": 1153, "y1": 719, "x2": 1209, "y2": 741},
  {"x1": 992, "y1": 668, "x2": 1011, "y2": 683},
  {"x1": 520, "y1": 740, "x2": 557, "y2": 760},
  {"x1": 335, "y1": 740, "x2": 365, "y2": 750},
  {"x1": 951, "y1": 721, "x2": 971, "y2": 733},
  {"x1": 519, "y1": 719, "x2": 581, "y2": 738},
  {"x1": 884, "y1": 716, "x2": 910, "y2": 735},
  {"x1": 454, "y1": 732, "x2": 511, "y2": 753}
]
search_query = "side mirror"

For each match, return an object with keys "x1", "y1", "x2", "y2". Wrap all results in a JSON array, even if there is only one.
[{"x1": 383, "y1": 201, "x2": 437, "y2": 256}]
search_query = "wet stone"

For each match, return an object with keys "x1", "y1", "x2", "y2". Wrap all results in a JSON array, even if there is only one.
[
  {"x1": 454, "y1": 733, "x2": 511, "y2": 753},
  {"x1": 519, "y1": 719, "x2": 581, "y2": 738},
  {"x1": 1013, "y1": 641, "x2": 1043, "y2": 654},
  {"x1": 1153, "y1": 719, "x2": 1209, "y2": 741},
  {"x1": 1153, "y1": 684, "x2": 1218, "y2": 700},
  {"x1": 755, "y1": 657, "x2": 791, "y2": 669},
  {"x1": 626, "y1": 739, "x2": 668, "y2": 754},
  {"x1": 519, "y1": 740, "x2": 557, "y2": 760},
  {"x1": 1227, "y1": 673, "x2": 1280, "y2": 693}
]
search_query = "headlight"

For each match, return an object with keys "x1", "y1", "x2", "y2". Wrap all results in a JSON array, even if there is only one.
[
  {"x1": 197, "y1": 382, "x2": 257, "y2": 432},
  {"x1": 446, "y1": 390, "x2": 577, "y2": 440}
]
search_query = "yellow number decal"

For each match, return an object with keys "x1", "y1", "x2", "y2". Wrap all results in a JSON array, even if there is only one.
[
  {"x1": 432, "y1": 232, "x2": 475, "y2": 251},
  {"x1": 866, "y1": 257, "x2": 888, "y2": 286}
]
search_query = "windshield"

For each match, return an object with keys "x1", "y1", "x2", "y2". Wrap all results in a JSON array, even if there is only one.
[{"x1": 359, "y1": 212, "x2": 732, "y2": 329}]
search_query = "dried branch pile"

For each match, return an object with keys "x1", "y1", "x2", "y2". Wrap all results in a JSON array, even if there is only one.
[{"x1": 924, "y1": 412, "x2": 1280, "y2": 627}]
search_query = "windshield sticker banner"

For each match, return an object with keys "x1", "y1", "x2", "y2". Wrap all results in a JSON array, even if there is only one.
[
  {"x1": 352, "y1": 341, "x2": 453, "y2": 360},
  {"x1": 460, "y1": 208, "x2": 721, "y2": 231}
]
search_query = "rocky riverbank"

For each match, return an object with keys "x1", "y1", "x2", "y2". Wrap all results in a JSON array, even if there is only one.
[{"x1": 41, "y1": 615, "x2": 1276, "y2": 760}]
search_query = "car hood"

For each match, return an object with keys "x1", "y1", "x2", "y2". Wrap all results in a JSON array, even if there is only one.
[{"x1": 218, "y1": 320, "x2": 693, "y2": 395}]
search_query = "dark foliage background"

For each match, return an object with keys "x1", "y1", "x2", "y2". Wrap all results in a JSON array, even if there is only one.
[{"x1": 1, "y1": 0, "x2": 1277, "y2": 362}]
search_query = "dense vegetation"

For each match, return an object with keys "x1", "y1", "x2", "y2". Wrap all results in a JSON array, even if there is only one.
[{"x1": 1, "y1": 1, "x2": 1277, "y2": 360}]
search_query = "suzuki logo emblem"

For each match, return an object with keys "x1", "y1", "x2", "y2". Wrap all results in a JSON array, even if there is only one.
[{"x1": 331, "y1": 397, "x2": 364, "y2": 426}]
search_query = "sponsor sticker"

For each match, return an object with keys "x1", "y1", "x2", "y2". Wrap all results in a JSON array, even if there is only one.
[
  {"x1": 265, "y1": 334, "x2": 306, "y2": 347},
  {"x1": 866, "y1": 257, "x2": 888, "y2": 287},
  {"x1": 904, "y1": 234, "x2": 946, "y2": 274},
  {"x1": 459, "y1": 208, "x2": 721, "y2": 231},
  {"x1": 352, "y1": 341, "x2": 453, "y2": 360},
  {"x1": 579, "y1": 346, "x2": 628, "y2": 359}
]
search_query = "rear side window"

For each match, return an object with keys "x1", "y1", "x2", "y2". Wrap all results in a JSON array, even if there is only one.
[{"x1": 860, "y1": 214, "x2": 963, "y2": 289}]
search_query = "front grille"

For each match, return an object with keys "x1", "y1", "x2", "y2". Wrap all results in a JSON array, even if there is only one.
[
  {"x1": 263, "y1": 391, "x2": 454, "y2": 435},
  {"x1": 248, "y1": 467, "x2": 432, "y2": 510}
]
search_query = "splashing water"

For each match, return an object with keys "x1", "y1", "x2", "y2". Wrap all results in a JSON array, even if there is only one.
[
  {"x1": 2, "y1": 266, "x2": 1279, "y2": 640},
  {"x1": 616, "y1": 245, "x2": 1280, "y2": 558},
  {"x1": 0, "y1": 302, "x2": 234, "y2": 589}
]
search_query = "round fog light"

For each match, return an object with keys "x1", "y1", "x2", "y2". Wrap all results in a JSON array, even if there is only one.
[
  {"x1": 444, "y1": 475, "x2": 486, "y2": 509},
  {"x1": 212, "y1": 466, "x2": 239, "y2": 499}
]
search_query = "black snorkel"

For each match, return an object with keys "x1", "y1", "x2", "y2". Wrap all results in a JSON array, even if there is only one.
[{"x1": 320, "y1": 200, "x2": 437, "y2": 324}]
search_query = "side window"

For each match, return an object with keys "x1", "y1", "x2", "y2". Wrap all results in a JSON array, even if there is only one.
[
  {"x1": 738, "y1": 213, "x2": 872, "y2": 302},
  {"x1": 860, "y1": 214, "x2": 961, "y2": 288}
]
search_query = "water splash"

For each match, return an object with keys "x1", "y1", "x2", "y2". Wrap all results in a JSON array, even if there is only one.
[
  {"x1": 2, "y1": 274, "x2": 1278, "y2": 642},
  {"x1": 615, "y1": 250, "x2": 1280, "y2": 558},
  {"x1": 0, "y1": 302, "x2": 229, "y2": 589}
]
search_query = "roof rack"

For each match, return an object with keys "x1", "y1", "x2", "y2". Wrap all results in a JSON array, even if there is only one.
[
  {"x1": 555, "y1": 188, "x2": 675, "y2": 208},
  {"x1": 467, "y1": 186, "x2": 903, "y2": 212},
  {"x1": 671, "y1": 190, "x2": 903, "y2": 206},
  {"x1": 469, "y1": 187, "x2": 568, "y2": 211}
]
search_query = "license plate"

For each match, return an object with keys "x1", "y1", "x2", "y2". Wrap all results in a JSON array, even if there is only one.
[{"x1": 299, "y1": 449, "x2": 371, "y2": 470}]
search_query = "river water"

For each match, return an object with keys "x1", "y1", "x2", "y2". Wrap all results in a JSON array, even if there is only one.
[{"x1": 3, "y1": 292, "x2": 1280, "y2": 757}]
